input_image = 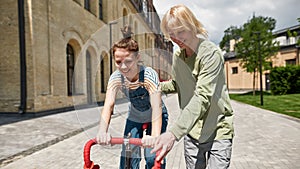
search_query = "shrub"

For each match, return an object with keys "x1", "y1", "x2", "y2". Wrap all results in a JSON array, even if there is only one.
[{"x1": 270, "y1": 65, "x2": 300, "y2": 95}]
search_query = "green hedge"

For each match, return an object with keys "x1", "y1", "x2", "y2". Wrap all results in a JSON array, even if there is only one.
[{"x1": 270, "y1": 65, "x2": 300, "y2": 95}]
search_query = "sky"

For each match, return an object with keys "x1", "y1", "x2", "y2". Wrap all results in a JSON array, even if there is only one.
[{"x1": 153, "y1": 0, "x2": 300, "y2": 45}]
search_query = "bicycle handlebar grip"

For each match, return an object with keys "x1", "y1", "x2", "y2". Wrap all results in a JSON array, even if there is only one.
[
  {"x1": 83, "y1": 139, "x2": 100, "y2": 169},
  {"x1": 152, "y1": 150, "x2": 162, "y2": 169}
]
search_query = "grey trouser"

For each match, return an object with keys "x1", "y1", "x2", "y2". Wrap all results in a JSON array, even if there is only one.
[{"x1": 184, "y1": 135, "x2": 232, "y2": 169}]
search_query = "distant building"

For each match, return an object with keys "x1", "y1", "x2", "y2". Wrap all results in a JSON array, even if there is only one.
[
  {"x1": 224, "y1": 24, "x2": 300, "y2": 92},
  {"x1": 0, "y1": 0, "x2": 173, "y2": 114}
]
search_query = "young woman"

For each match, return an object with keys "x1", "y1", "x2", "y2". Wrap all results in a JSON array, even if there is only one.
[
  {"x1": 96, "y1": 25, "x2": 168, "y2": 169},
  {"x1": 151, "y1": 4, "x2": 234, "y2": 169}
]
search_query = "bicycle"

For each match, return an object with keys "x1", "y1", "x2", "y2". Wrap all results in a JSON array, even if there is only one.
[{"x1": 83, "y1": 137, "x2": 162, "y2": 169}]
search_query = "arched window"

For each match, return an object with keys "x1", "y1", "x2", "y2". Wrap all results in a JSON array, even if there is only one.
[
  {"x1": 134, "y1": 21, "x2": 138, "y2": 41},
  {"x1": 143, "y1": 0, "x2": 148, "y2": 18},
  {"x1": 100, "y1": 55, "x2": 105, "y2": 93},
  {"x1": 66, "y1": 44, "x2": 75, "y2": 96},
  {"x1": 123, "y1": 8, "x2": 128, "y2": 26},
  {"x1": 129, "y1": 16, "x2": 133, "y2": 27},
  {"x1": 86, "y1": 51, "x2": 92, "y2": 104},
  {"x1": 99, "y1": 0, "x2": 103, "y2": 20},
  {"x1": 84, "y1": 0, "x2": 90, "y2": 11}
]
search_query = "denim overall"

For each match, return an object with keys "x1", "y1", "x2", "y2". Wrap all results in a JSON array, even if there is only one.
[{"x1": 119, "y1": 66, "x2": 168, "y2": 169}]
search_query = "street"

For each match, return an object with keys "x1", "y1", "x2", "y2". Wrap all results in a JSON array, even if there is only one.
[{"x1": 1, "y1": 94, "x2": 299, "y2": 169}]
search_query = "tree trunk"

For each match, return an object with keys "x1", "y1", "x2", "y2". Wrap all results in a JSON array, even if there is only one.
[{"x1": 252, "y1": 70, "x2": 256, "y2": 96}]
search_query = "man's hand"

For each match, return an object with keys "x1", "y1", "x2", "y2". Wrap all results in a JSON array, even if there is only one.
[
  {"x1": 96, "y1": 131, "x2": 111, "y2": 145},
  {"x1": 150, "y1": 131, "x2": 176, "y2": 161},
  {"x1": 141, "y1": 135, "x2": 156, "y2": 148}
]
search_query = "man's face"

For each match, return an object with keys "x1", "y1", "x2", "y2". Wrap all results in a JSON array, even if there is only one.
[{"x1": 114, "y1": 48, "x2": 139, "y2": 80}]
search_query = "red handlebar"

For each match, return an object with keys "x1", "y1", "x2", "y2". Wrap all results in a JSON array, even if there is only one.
[
  {"x1": 111, "y1": 137, "x2": 142, "y2": 145},
  {"x1": 83, "y1": 138, "x2": 162, "y2": 169},
  {"x1": 83, "y1": 138, "x2": 99, "y2": 169}
]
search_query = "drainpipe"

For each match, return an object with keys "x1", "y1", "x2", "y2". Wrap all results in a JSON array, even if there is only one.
[{"x1": 18, "y1": 0, "x2": 27, "y2": 114}]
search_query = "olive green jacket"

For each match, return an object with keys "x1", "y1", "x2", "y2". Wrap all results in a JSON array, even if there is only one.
[{"x1": 161, "y1": 39, "x2": 234, "y2": 143}]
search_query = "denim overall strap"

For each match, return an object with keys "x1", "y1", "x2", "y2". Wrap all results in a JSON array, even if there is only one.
[
  {"x1": 138, "y1": 66, "x2": 145, "y2": 83},
  {"x1": 120, "y1": 74, "x2": 127, "y2": 96}
]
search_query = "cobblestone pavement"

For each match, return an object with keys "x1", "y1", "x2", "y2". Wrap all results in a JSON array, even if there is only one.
[{"x1": 0, "y1": 94, "x2": 299, "y2": 169}]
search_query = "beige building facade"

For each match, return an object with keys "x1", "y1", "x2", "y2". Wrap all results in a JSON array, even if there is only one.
[
  {"x1": 224, "y1": 25, "x2": 300, "y2": 92},
  {"x1": 0, "y1": 0, "x2": 173, "y2": 114}
]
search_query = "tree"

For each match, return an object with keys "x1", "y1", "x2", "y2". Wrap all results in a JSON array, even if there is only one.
[
  {"x1": 219, "y1": 26, "x2": 242, "y2": 52},
  {"x1": 221, "y1": 15, "x2": 279, "y2": 95},
  {"x1": 287, "y1": 18, "x2": 300, "y2": 46},
  {"x1": 287, "y1": 30, "x2": 298, "y2": 39},
  {"x1": 297, "y1": 18, "x2": 300, "y2": 64}
]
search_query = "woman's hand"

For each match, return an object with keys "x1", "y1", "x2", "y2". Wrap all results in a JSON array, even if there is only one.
[
  {"x1": 96, "y1": 131, "x2": 111, "y2": 145},
  {"x1": 141, "y1": 135, "x2": 156, "y2": 148}
]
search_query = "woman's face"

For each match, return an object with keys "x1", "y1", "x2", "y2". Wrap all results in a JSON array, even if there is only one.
[
  {"x1": 168, "y1": 27, "x2": 195, "y2": 49},
  {"x1": 114, "y1": 48, "x2": 140, "y2": 81}
]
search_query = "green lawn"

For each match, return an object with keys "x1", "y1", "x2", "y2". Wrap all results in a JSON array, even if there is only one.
[{"x1": 229, "y1": 92, "x2": 300, "y2": 119}]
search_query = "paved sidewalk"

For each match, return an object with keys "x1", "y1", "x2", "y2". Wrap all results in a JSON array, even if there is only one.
[
  {"x1": 229, "y1": 101, "x2": 300, "y2": 169},
  {"x1": 0, "y1": 94, "x2": 299, "y2": 168}
]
